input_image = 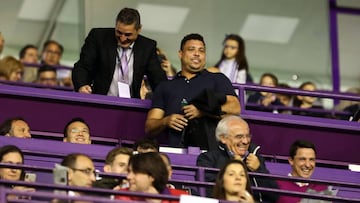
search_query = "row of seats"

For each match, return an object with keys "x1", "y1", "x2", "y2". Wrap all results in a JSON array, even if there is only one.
[
  {"x1": 1, "y1": 83, "x2": 359, "y2": 163},
  {"x1": 1, "y1": 136, "x2": 360, "y2": 199}
]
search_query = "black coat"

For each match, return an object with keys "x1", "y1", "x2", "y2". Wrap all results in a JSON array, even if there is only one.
[
  {"x1": 197, "y1": 142, "x2": 279, "y2": 203},
  {"x1": 73, "y1": 28, "x2": 167, "y2": 98}
]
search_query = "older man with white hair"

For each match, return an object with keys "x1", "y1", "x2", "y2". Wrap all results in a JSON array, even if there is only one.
[{"x1": 196, "y1": 115, "x2": 279, "y2": 202}]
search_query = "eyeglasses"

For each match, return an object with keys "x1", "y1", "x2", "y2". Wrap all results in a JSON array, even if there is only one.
[
  {"x1": 70, "y1": 129, "x2": 89, "y2": 135},
  {"x1": 71, "y1": 168, "x2": 97, "y2": 177},
  {"x1": 224, "y1": 45, "x2": 238, "y2": 50}
]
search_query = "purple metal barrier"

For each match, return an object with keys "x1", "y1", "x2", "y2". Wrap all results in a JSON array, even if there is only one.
[
  {"x1": 0, "y1": 79, "x2": 73, "y2": 91},
  {"x1": 0, "y1": 83, "x2": 152, "y2": 142},
  {"x1": 233, "y1": 84, "x2": 360, "y2": 164},
  {"x1": 1, "y1": 174, "x2": 360, "y2": 202},
  {"x1": 1, "y1": 82, "x2": 359, "y2": 163}
]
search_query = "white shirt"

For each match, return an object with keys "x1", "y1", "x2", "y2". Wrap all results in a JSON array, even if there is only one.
[
  {"x1": 219, "y1": 59, "x2": 246, "y2": 84},
  {"x1": 107, "y1": 43, "x2": 135, "y2": 96}
]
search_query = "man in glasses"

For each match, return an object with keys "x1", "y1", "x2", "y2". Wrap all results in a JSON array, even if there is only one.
[
  {"x1": 196, "y1": 115, "x2": 279, "y2": 202},
  {"x1": 63, "y1": 117, "x2": 91, "y2": 144},
  {"x1": 60, "y1": 153, "x2": 96, "y2": 195},
  {"x1": 36, "y1": 64, "x2": 58, "y2": 86},
  {"x1": 73, "y1": 7, "x2": 167, "y2": 98}
]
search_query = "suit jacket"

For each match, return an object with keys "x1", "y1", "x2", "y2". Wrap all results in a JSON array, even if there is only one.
[{"x1": 72, "y1": 28, "x2": 167, "y2": 98}]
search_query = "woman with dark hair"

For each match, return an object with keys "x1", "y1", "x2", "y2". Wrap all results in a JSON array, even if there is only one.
[
  {"x1": 0, "y1": 145, "x2": 34, "y2": 200},
  {"x1": 0, "y1": 145, "x2": 24, "y2": 181},
  {"x1": 213, "y1": 159, "x2": 255, "y2": 203},
  {"x1": 115, "y1": 152, "x2": 187, "y2": 203},
  {"x1": 209, "y1": 34, "x2": 252, "y2": 84}
]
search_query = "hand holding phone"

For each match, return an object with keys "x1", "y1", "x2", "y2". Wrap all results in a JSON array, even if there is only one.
[{"x1": 24, "y1": 172, "x2": 37, "y2": 182}]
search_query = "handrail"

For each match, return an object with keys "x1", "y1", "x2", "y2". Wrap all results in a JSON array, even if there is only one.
[
  {"x1": 0, "y1": 79, "x2": 73, "y2": 91},
  {"x1": 234, "y1": 83, "x2": 360, "y2": 101},
  {"x1": 1, "y1": 162, "x2": 359, "y2": 190},
  {"x1": 1, "y1": 179, "x2": 360, "y2": 202}
]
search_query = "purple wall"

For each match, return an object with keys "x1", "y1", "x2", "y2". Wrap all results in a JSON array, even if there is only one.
[{"x1": 1, "y1": 83, "x2": 359, "y2": 163}]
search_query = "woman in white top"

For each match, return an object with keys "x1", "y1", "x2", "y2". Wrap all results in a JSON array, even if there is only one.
[{"x1": 209, "y1": 34, "x2": 252, "y2": 84}]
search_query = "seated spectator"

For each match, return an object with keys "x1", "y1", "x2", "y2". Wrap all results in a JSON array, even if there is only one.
[
  {"x1": 63, "y1": 118, "x2": 91, "y2": 144},
  {"x1": 19, "y1": 44, "x2": 39, "y2": 83},
  {"x1": 115, "y1": 152, "x2": 187, "y2": 203},
  {"x1": 0, "y1": 145, "x2": 24, "y2": 181},
  {"x1": 292, "y1": 81, "x2": 325, "y2": 117},
  {"x1": 41, "y1": 40, "x2": 72, "y2": 87},
  {"x1": 93, "y1": 147, "x2": 133, "y2": 189},
  {"x1": 133, "y1": 137, "x2": 159, "y2": 153},
  {"x1": 0, "y1": 56, "x2": 24, "y2": 82},
  {"x1": 0, "y1": 117, "x2": 31, "y2": 138},
  {"x1": 36, "y1": 64, "x2": 58, "y2": 86},
  {"x1": 213, "y1": 159, "x2": 254, "y2": 203},
  {"x1": 334, "y1": 87, "x2": 360, "y2": 120},
  {"x1": 60, "y1": 153, "x2": 96, "y2": 197},
  {"x1": 159, "y1": 152, "x2": 192, "y2": 195},
  {"x1": 276, "y1": 140, "x2": 335, "y2": 203},
  {"x1": 196, "y1": 115, "x2": 278, "y2": 202},
  {"x1": 0, "y1": 145, "x2": 34, "y2": 200},
  {"x1": 247, "y1": 72, "x2": 283, "y2": 112},
  {"x1": 276, "y1": 83, "x2": 293, "y2": 114}
]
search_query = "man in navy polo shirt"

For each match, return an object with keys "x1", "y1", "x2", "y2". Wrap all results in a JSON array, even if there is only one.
[{"x1": 145, "y1": 33, "x2": 240, "y2": 150}]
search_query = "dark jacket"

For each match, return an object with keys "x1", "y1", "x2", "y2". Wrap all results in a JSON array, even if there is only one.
[
  {"x1": 73, "y1": 28, "x2": 167, "y2": 98},
  {"x1": 197, "y1": 142, "x2": 279, "y2": 203}
]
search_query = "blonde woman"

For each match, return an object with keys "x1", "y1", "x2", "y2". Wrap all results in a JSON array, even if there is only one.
[{"x1": 0, "y1": 56, "x2": 24, "y2": 81}]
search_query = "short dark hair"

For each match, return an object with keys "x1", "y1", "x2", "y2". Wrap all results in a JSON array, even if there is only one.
[
  {"x1": 43, "y1": 40, "x2": 64, "y2": 55},
  {"x1": 37, "y1": 64, "x2": 56, "y2": 78},
  {"x1": 133, "y1": 138, "x2": 159, "y2": 152},
  {"x1": 19, "y1": 44, "x2": 38, "y2": 59},
  {"x1": 180, "y1": 33, "x2": 205, "y2": 51},
  {"x1": 129, "y1": 152, "x2": 168, "y2": 193},
  {"x1": 289, "y1": 140, "x2": 316, "y2": 159},
  {"x1": 105, "y1": 147, "x2": 133, "y2": 165},
  {"x1": 0, "y1": 117, "x2": 26, "y2": 136},
  {"x1": 63, "y1": 117, "x2": 90, "y2": 138},
  {"x1": 213, "y1": 159, "x2": 252, "y2": 199},
  {"x1": 116, "y1": 7, "x2": 141, "y2": 30},
  {"x1": 61, "y1": 153, "x2": 91, "y2": 169}
]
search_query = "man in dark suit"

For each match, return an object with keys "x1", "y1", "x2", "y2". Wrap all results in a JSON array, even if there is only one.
[{"x1": 72, "y1": 7, "x2": 167, "y2": 98}]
